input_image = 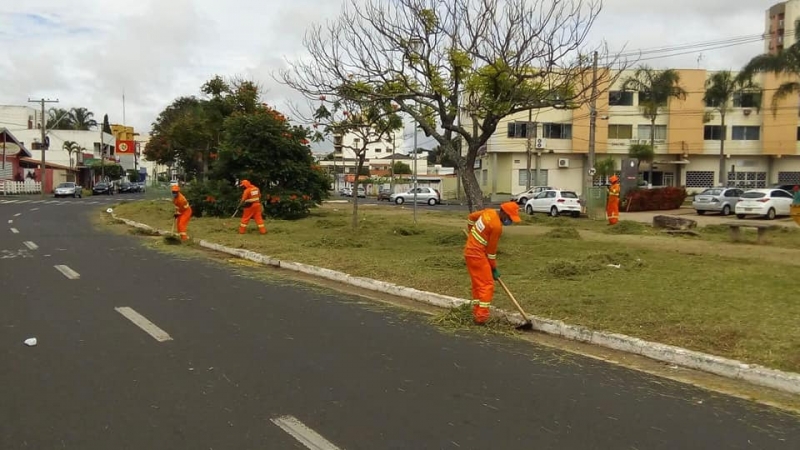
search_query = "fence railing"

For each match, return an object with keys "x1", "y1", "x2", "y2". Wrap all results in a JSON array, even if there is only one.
[{"x1": 0, "y1": 181, "x2": 42, "y2": 195}]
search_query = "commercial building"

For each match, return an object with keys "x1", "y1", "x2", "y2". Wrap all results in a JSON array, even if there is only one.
[{"x1": 766, "y1": 0, "x2": 800, "y2": 54}]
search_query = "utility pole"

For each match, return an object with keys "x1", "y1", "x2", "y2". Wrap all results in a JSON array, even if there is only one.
[
  {"x1": 525, "y1": 110, "x2": 533, "y2": 190},
  {"x1": 100, "y1": 126, "x2": 105, "y2": 181},
  {"x1": 586, "y1": 51, "x2": 599, "y2": 204},
  {"x1": 28, "y1": 97, "x2": 58, "y2": 197},
  {"x1": 412, "y1": 120, "x2": 418, "y2": 224},
  {"x1": 390, "y1": 132, "x2": 396, "y2": 193}
]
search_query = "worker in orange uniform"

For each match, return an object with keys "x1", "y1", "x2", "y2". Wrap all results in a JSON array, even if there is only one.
[
  {"x1": 606, "y1": 174, "x2": 620, "y2": 225},
  {"x1": 464, "y1": 201, "x2": 521, "y2": 324},
  {"x1": 171, "y1": 185, "x2": 192, "y2": 241},
  {"x1": 237, "y1": 180, "x2": 267, "y2": 235}
]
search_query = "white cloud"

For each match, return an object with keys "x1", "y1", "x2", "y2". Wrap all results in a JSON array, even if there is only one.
[{"x1": 0, "y1": 0, "x2": 779, "y2": 152}]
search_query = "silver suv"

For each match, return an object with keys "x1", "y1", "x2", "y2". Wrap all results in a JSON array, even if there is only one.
[
  {"x1": 390, "y1": 187, "x2": 441, "y2": 206},
  {"x1": 692, "y1": 187, "x2": 743, "y2": 216}
]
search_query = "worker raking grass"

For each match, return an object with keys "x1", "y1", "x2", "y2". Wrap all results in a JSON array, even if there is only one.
[
  {"x1": 463, "y1": 201, "x2": 521, "y2": 325},
  {"x1": 168, "y1": 184, "x2": 192, "y2": 243},
  {"x1": 236, "y1": 180, "x2": 267, "y2": 235}
]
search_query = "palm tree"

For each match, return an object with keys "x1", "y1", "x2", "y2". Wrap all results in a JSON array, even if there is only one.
[
  {"x1": 622, "y1": 66, "x2": 687, "y2": 186},
  {"x1": 742, "y1": 22, "x2": 800, "y2": 114},
  {"x1": 594, "y1": 156, "x2": 616, "y2": 185},
  {"x1": 69, "y1": 107, "x2": 98, "y2": 130},
  {"x1": 62, "y1": 140, "x2": 82, "y2": 170},
  {"x1": 47, "y1": 108, "x2": 74, "y2": 130},
  {"x1": 703, "y1": 71, "x2": 758, "y2": 186}
]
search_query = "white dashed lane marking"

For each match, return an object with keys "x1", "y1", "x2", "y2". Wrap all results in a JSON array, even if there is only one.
[
  {"x1": 270, "y1": 415, "x2": 343, "y2": 450},
  {"x1": 54, "y1": 265, "x2": 80, "y2": 279},
  {"x1": 114, "y1": 307, "x2": 173, "y2": 342},
  {"x1": 10, "y1": 228, "x2": 19, "y2": 234},
  {"x1": 23, "y1": 241, "x2": 38, "y2": 250},
  {"x1": 7, "y1": 220, "x2": 11, "y2": 224},
  {"x1": 13, "y1": 213, "x2": 21, "y2": 217}
]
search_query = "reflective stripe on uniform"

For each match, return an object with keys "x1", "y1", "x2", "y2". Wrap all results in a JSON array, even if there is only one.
[
  {"x1": 487, "y1": 254, "x2": 496, "y2": 260},
  {"x1": 477, "y1": 301, "x2": 491, "y2": 308},
  {"x1": 472, "y1": 299, "x2": 480, "y2": 305},
  {"x1": 470, "y1": 228, "x2": 488, "y2": 246},
  {"x1": 258, "y1": 224, "x2": 265, "y2": 228},
  {"x1": 467, "y1": 220, "x2": 475, "y2": 226}
]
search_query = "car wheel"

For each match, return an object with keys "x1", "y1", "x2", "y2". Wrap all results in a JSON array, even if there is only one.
[
  {"x1": 526, "y1": 205, "x2": 534, "y2": 215},
  {"x1": 736, "y1": 214, "x2": 746, "y2": 219},
  {"x1": 519, "y1": 197, "x2": 528, "y2": 205},
  {"x1": 766, "y1": 208, "x2": 776, "y2": 220},
  {"x1": 395, "y1": 197, "x2": 404, "y2": 205},
  {"x1": 550, "y1": 206, "x2": 559, "y2": 217},
  {"x1": 696, "y1": 210, "x2": 706, "y2": 215},
  {"x1": 427, "y1": 198, "x2": 436, "y2": 206},
  {"x1": 721, "y1": 205, "x2": 731, "y2": 216}
]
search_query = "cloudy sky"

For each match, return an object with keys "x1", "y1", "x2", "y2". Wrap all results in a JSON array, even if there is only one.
[{"x1": 0, "y1": 0, "x2": 774, "y2": 153}]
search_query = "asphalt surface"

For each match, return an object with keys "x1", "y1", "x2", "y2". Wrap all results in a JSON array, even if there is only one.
[{"x1": 1, "y1": 196, "x2": 799, "y2": 449}]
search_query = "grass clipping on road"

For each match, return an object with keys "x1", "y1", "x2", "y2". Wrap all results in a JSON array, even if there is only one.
[{"x1": 111, "y1": 200, "x2": 800, "y2": 374}]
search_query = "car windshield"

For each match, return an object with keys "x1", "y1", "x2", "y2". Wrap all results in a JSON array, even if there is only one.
[
  {"x1": 96, "y1": 183, "x2": 107, "y2": 187},
  {"x1": 560, "y1": 191, "x2": 578, "y2": 199},
  {"x1": 57, "y1": 183, "x2": 74, "y2": 188},
  {"x1": 740, "y1": 191, "x2": 766, "y2": 199},
  {"x1": 700, "y1": 189, "x2": 723, "y2": 195}
]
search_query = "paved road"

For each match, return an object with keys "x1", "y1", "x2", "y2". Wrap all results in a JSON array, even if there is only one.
[{"x1": 1, "y1": 200, "x2": 799, "y2": 449}]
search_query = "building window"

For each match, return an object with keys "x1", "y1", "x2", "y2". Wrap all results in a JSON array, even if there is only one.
[
  {"x1": 507, "y1": 122, "x2": 532, "y2": 138},
  {"x1": 732, "y1": 92, "x2": 761, "y2": 108},
  {"x1": 704, "y1": 125, "x2": 724, "y2": 140},
  {"x1": 481, "y1": 169, "x2": 488, "y2": 186},
  {"x1": 797, "y1": 127, "x2": 800, "y2": 141},
  {"x1": 778, "y1": 171, "x2": 800, "y2": 185},
  {"x1": 542, "y1": 123, "x2": 572, "y2": 139},
  {"x1": 638, "y1": 92, "x2": 652, "y2": 104},
  {"x1": 727, "y1": 171, "x2": 766, "y2": 188},
  {"x1": 608, "y1": 91, "x2": 634, "y2": 106},
  {"x1": 731, "y1": 126, "x2": 760, "y2": 140},
  {"x1": 375, "y1": 148, "x2": 382, "y2": 153},
  {"x1": 685, "y1": 171, "x2": 715, "y2": 188},
  {"x1": 636, "y1": 124, "x2": 667, "y2": 141},
  {"x1": 608, "y1": 124, "x2": 633, "y2": 139},
  {"x1": 519, "y1": 169, "x2": 548, "y2": 186},
  {"x1": 705, "y1": 97, "x2": 724, "y2": 108}
]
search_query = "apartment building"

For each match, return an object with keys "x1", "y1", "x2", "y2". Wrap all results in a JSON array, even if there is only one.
[
  {"x1": 766, "y1": 0, "x2": 800, "y2": 54},
  {"x1": 468, "y1": 69, "x2": 800, "y2": 197}
]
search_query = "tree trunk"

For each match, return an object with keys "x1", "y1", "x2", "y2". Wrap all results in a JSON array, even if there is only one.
[
  {"x1": 351, "y1": 152, "x2": 366, "y2": 230},
  {"x1": 718, "y1": 113, "x2": 726, "y2": 186},
  {"x1": 649, "y1": 118, "x2": 655, "y2": 187}
]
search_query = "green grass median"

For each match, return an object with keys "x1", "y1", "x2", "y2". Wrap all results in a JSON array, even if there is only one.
[{"x1": 110, "y1": 200, "x2": 800, "y2": 374}]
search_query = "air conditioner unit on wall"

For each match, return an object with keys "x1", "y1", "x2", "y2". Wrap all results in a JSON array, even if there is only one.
[{"x1": 557, "y1": 158, "x2": 569, "y2": 168}]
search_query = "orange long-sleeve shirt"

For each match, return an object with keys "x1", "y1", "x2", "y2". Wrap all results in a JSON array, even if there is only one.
[
  {"x1": 241, "y1": 185, "x2": 261, "y2": 204},
  {"x1": 465, "y1": 208, "x2": 503, "y2": 268},
  {"x1": 173, "y1": 193, "x2": 190, "y2": 214}
]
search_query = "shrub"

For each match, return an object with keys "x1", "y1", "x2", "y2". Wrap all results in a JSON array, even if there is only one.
[
  {"x1": 623, "y1": 186, "x2": 687, "y2": 212},
  {"x1": 185, "y1": 181, "x2": 317, "y2": 220},
  {"x1": 263, "y1": 192, "x2": 316, "y2": 220}
]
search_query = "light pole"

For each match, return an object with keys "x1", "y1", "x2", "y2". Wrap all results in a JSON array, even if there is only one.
[{"x1": 407, "y1": 37, "x2": 423, "y2": 225}]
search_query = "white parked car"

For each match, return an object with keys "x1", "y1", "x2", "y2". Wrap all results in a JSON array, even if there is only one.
[
  {"x1": 390, "y1": 187, "x2": 441, "y2": 205},
  {"x1": 511, "y1": 186, "x2": 553, "y2": 204},
  {"x1": 54, "y1": 182, "x2": 81, "y2": 198},
  {"x1": 735, "y1": 188, "x2": 794, "y2": 220},
  {"x1": 524, "y1": 190, "x2": 582, "y2": 217}
]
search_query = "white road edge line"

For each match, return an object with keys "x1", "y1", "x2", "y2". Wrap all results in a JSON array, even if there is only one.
[
  {"x1": 54, "y1": 265, "x2": 80, "y2": 280},
  {"x1": 30, "y1": 207, "x2": 39, "y2": 211},
  {"x1": 10, "y1": 228, "x2": 19, "y2": 234},
  {"x1": 23, "y1": 241, "x2": 38, "y2": 250},
  {"x1": 270, "y1": 415, "x2": 342, "y2": 450},
  {"x1": 114, "y1": 307, "x2": 173, "y2": 342}
]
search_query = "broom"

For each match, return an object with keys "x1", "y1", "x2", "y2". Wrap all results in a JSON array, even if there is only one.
[{"x1": 164, "y1": 216, "x2": 182, "y2": 245}]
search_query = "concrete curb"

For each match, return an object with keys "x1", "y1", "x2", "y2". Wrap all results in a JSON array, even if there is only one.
[{"x1": 111, "y1": 212, "x2": 800, "y2": 395}]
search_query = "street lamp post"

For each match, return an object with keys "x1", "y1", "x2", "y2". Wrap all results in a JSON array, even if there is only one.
[{"x1": 407, "y1": 37, "x2": 424, "y2": 225}]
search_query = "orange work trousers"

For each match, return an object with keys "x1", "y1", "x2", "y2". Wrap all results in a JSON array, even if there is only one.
[
  {"x1": 176, "y1": 208, "x2": 192, "y2": 241},
  {"x1": 239, "y1": 203, "x2": 266, "y2": 234},
  {"x1": 465, "y1": 252, "x2": 494, "y2": 324},
  {"x1": 606, "y1": 197, "x2": 619, "y2": 225}
]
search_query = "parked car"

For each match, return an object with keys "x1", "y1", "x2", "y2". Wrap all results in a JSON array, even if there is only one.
[
  {"x1": 340, "y1": 187, "x2": 353, "y2": 197},
  {"x1": 356, "y1": 186, "x2": 366, "y2": 198},
  {"x1": 135, "y1": 182, "x2": 146, "y2": 193},
  {"x1": 92, "y1": 182, "x2": 114, "y2": 196},
  {"x1": 769, "y1": 183, "x2": 799, "y2": 192},
  {"x1": 118, "y1": 182, "x2": 136, "y2": 193},
  {"x1": 734, "y1": 188, "x2": 794, "y2": 220},
  {"x1": 692, "y1": 187, "x2": 743, "y2": 216},
  {"x1": 377, "y1": 189, "x2": 393, "y2": 201},
  {"x1": 390, "y1": 187, "x2": 441, "y2": 205},
  {"x1": 524, "y1": 189, "x2": 581, "y2": 217},
  {"x1": 511, "y1": 186, "x2": 553, "y2": 204},
  {"x1": 54, "y1": 182, "x2": 81, "y2": 198}
]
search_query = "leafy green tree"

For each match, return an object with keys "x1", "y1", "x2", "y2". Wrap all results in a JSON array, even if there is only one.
[
  {"x1": 426, "y1": 145, "x2": 458, "y2": 167},
  {"x1": 594, "y1": 156, "x2": 616, "y2": 183},
  {"x1": 281, "y1": 0, "x2": 616, "y2": 212},
  {"x1": 91, "y1": 162, "x2": 123, "y2": 180},
  {"x1": 622, "y1": 66, "x2": 687, "y2": 185},
  {"x1": 392, "y1": 161, "x2": 412, "y2": 174},
  {"x1": 703, "y1": 71, "x2": 758, "y2": 185}
]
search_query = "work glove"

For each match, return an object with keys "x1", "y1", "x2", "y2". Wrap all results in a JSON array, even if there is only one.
[{"x1": 492, "y1": 268, "x2": 500, "y2": 280}]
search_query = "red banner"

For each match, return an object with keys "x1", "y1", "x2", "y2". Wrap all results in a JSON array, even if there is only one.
[{"x1": 117, "y1": 140, "x2": 135, "y2": 154}]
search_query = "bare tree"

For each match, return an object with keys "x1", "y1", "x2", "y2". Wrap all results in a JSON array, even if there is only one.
[
  {"x1": 280, "y1": 0, "x2": 623, "y2": 211},
  {"x1": 311, "y1": 84, "x2": 403, "y2": 229}
]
